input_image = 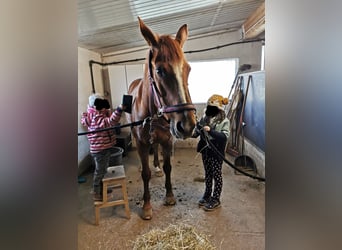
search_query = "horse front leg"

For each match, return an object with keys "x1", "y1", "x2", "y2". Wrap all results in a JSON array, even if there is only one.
[
  {"x1": 162, "y1": 142, "x2": 176, "y2": 206},
  {"x1": 153, "y1": 144, "x2": 164, "y2": 177},
  {"x1": 137, "y1": 144, "x2": 153, "y2": 220}
]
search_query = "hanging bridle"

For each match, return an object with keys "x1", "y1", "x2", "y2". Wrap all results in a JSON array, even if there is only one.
[{"x1": 148, "y1": 50, "x2": 196, "y2": 118}]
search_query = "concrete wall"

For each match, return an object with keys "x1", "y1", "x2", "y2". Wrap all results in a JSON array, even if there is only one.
[{"x1": 78, "y1": 47, "x2": 103, "y2": 175}]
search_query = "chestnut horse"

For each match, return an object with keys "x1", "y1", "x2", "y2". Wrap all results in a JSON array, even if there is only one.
[{"x1": 127, "y1": 18, "x2": 197, "y2": 220}]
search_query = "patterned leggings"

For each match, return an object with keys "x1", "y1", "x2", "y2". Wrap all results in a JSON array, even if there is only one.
[{"x1": 202, "y1": 153, "x2": 223, "y2": 201}]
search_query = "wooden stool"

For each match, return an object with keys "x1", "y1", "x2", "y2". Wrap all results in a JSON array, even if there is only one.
[{"x1": 94, "y1": 165, "x2": 130, "y2": 225}]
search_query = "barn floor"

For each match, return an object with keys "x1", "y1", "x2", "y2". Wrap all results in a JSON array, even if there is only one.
[{"x1": 78, "y1": 147, "x2": 265, "y2": 250}]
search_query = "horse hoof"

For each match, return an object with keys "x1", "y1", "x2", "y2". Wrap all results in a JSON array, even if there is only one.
[
  {"x1": 164, "y1": 196, "x2": 176, "y2": 206},
  {"x1": 142, "y1": 208, "x2": 153, "y2": 220},
  {"x1": 155, "y1": 167, "x2": 164, "y2": 177}
]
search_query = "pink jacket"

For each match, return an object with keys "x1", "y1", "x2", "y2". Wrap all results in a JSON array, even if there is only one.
[{"x1": 81, "y1": 106, "x2": 122, "y2": 153}]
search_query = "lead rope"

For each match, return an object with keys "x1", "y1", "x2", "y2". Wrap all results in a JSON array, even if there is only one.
[
  {"x1": 78, "y1": 118, "x2": 150, "y2": 136},
  {"x1": 200, "y1": 129, "x2": 265, "y2": 182}
]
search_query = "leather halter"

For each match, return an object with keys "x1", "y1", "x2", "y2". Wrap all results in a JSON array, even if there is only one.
[{"x1": 148, "y1": 50, "x2": 196, "y2": 117}]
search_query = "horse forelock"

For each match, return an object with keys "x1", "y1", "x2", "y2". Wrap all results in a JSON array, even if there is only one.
[{"x1": 157, "y1": 36, "x2": 183, "y2": 62}]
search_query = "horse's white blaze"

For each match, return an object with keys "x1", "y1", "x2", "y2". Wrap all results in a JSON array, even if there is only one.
[{"x1": 175, "y1": 66, "x2": 186, "y2": 103}]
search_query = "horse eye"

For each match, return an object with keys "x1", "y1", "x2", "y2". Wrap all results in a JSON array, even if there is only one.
[{"x1": 156, "y1": 67, "x2": 165, "y2": 77}]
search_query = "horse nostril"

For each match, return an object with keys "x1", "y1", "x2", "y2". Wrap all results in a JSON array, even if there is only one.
[{"x1": 176, "y1": 121, "x2": 185, "y2": 134}]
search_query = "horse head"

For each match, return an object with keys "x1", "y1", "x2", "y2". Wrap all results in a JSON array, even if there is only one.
[{"x1": 138, "y1": 17, "x2": 197, "y2": 139}]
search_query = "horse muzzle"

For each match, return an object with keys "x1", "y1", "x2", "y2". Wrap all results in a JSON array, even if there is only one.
[{"x1": 169, "y1": 110, "x2": 197, "y2": 139}]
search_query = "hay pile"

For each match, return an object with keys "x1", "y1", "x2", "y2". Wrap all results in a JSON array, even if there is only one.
[{"x1": 132, "y1": 223, "x2": 216, "y2": 250}]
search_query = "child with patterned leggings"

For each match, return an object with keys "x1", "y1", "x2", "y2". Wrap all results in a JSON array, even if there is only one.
[{"x1": 192, "y1": 94, "x2": 230, "y2": 211}]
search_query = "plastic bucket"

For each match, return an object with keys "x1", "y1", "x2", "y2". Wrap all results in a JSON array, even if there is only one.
[{"x1": 109, "y1": 146, "x2": 124, "y2": 166}]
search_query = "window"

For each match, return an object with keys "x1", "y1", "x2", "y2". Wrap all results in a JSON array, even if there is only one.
[
  {"x1": 261, "y1": 44, "x2": 265, "y2": 70},
  {"x1": 188, "y1": 59, "x2": 237, "y2": 103}
]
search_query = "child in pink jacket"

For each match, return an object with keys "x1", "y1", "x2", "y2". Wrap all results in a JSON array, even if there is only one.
[{"x1": 81, "y1": 93, "x2": 124, "y2": 201}]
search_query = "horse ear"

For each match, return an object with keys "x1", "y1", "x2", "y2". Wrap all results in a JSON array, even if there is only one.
[
  {"x1": 138, "y1": 17, "x2": 158, "y2": 47},
  {"x1": 175, "y1": 24, "x2": 188, "y2": 48}
]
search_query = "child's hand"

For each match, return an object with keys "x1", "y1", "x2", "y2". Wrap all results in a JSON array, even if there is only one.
[
  {"x1": 120, "y1": 104, "x2": 127, "y2": 111},
  {"x1": 203, "y1": 126, "x2": 211, "y2": 132}
]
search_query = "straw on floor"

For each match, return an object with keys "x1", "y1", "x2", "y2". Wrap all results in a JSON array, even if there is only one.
[{"x1": 132, "y1": 223, "x2": 216, "y2": 250}]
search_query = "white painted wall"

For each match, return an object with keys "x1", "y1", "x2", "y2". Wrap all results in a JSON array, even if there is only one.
[
  {"x1": 78, "y1": 47, "x2": 103, "y2": 174},
  {"x1": 108, "y1": 64, "x2": 144, "y2": 108},
  {"x1": 108, "y1": 65, "x2": 127, "y2": 107}
]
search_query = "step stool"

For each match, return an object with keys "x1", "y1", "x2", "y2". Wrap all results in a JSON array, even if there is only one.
[{"x1": 94, "y1": 165, "x2": 130, "y2": 225}]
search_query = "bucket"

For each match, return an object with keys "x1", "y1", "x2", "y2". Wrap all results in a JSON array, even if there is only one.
[
  {"x1": 109, "y1": 146, "x2": 124, "y2": 166},
  {"x1": 234, "y1": 155, "x2": 258, "y2": 175}
]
